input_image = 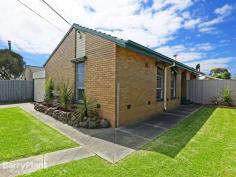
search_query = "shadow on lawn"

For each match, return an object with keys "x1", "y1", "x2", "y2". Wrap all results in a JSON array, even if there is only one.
[{"x1": 142, "y1": 106, "x2": 216, "y2": 158}]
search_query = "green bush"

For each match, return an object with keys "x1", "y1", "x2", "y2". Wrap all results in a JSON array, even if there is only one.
[
  {"x1": 76, "y1": 93, "x2": 98, "y2": 119},
  {"x1": 219, "y1": 87, "x2": 233, "y2": 106},
  {"x1": 59, "y1": 83, "x2": 72, "y2": 110},
  {"x1": 44, "y1": 78, "x2": 54, "y2": 105}
]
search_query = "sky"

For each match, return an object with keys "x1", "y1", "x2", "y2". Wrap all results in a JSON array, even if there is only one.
[{"x1": 0, "y1": 0, "x2": 235, "y2": 76}]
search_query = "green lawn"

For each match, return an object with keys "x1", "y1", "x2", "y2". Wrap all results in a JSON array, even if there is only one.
[
  {"x1": 0, "y1": 107, "x2": 78, "y2": 162},
  {"x1": 22, "y1": 107, "x2": 236, "y2": 177}
]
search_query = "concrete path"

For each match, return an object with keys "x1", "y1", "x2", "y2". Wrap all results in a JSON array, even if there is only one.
[
  {"x1": 0, "y1": 147, "x2": 94, "y2": 177},
  {"x1": 0, "y1": 103, "x2": 201, "y2": 176},
  {"x1": 79, "y1": 104, "x2": 201, "y2": 150}
]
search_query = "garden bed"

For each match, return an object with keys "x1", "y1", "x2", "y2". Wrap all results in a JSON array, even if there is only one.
[{"x1": 34, "y1": 103, "x2": 110, "y2": 129}]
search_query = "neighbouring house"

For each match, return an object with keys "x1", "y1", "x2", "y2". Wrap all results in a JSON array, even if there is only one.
[
  {"x1": 199, "y1": 75, "x2": 223, "y2": 80},
  {"x1": 21, "y1": 65, "x2": 44, "y2": 80},
  {"x1": 44, "y1": 24, "x2": 199, "y2": 127}
]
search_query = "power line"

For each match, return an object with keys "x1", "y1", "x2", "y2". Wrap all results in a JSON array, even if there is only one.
[
  {"x1": 40, "y1": 0, "x2": 71, "y2": 26},
  {"x1": 16, "y1": 0, "x2": 65, "y2": 33}
]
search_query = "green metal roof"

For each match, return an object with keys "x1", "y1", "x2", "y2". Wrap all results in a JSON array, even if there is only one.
[{"x1": 44, "y1": 23, "x2": 200, "y2": 74}]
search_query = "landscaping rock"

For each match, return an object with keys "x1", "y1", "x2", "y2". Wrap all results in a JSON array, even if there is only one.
[
  {"x1": 79, "y1": 119, "x2": 89, "y2": 128},
  {"x1": 34, "y1": 103, "x2": 111, "y2": 129},
  {"x1": 68, "y1": 113, "x2": 80, "y2": 127},
  {"x1": 45, "y1": 107, "x2": 57, "y2": 116},
  {"x1": 34, "y1": 103, "x2": 47, "y2": 113},
  {"x1": 52, "y1": 110, "x2": 60, "y2": 120},
  {"x1": 88, "y1": 119, "x2": 98, "y2": 129},
  {"x1": 99, "y1": 118, "x2": 110, "y2": 128}
]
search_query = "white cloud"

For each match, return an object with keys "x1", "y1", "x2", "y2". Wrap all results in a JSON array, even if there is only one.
[
  {"x1": 186, "y1": 57, "x2": 235, "y2": 74},
  {"x1": 183, "y1": 18, "x2": 201, "y2": 29},
  {"x1": 156, "y1": 45, "x2": 203, "y2": 62},
  {"x1": 198, "y1": 4, "x2": 234, "y2": 33},
  {"x1": 156, "y1": 42, "x2": 214, "y2": 63},
  {"x1": 0, "y1": 0, "x2": 194, "y2": 55},
  {"x1": 195, "y1": 43, "x2": 214, "y2": 51},
  {"x1": 214, "y1": 4, "x2": 233, "y2": 16}
]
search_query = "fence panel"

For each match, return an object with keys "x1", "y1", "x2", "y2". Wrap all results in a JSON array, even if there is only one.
[
  {"x1": 0, "y1": 80, "x2": 33, "y2": 103},
  {"x1": 187, "y1": 80, "x2": 236, "y2": 105}
]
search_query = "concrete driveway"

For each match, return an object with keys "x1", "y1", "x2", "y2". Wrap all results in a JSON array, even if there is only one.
[{"x1": 78, "y1": 104, "x2": 201, "y2": 150}]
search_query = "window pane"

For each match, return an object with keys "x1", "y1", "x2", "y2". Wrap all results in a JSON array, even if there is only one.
[
  {"x1": 76, "y1": 62, "x2": 85, "y2": 101},
  {"x1": 156, "y1": 67, "x2": 164, "y2": 100},
  {"x1": 171, "y1": 88, "x2": 174, "y2": 98},
  {"x1": 171, "y1": 75, "x2": 174, "y2": 88},
  {"x1": 77, "y1": 63, "x2": 85, "y2": 88},
  {"x1": 77, "y1": 89, "x2": 84, "y2": 101},
  {"x1": 156, "y1": 89, "x2": 162, "y2": 100},
  {"x1": 157, "y1": 67, "x2": 163, "y2": 76},
  {"x1": 171, "y1": 72, "x2": 176, "y2": 98},
  {"x1": 157, "y1": 77, "x2": 162, "y2": 89}
]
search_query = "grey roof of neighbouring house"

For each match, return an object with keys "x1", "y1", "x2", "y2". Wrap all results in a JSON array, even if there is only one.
[
  {"x1": 44, "y1": 23, "x2": 200, "y2": 74},
  {"x1": 25, "y1": 65, "x2": 44, "y2": 72}
]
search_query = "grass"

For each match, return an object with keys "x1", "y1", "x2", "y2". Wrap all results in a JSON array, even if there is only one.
[
  {"x1": 22, "y1": 107, "x2": 236, "y2": 177},
  {"x1": 0, "y1": 107, "x2": 78, "y2": 162}
]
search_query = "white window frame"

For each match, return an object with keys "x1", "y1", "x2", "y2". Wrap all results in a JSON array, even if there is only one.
[{"x1": 156, "y1": 67, "x2": 164, "y2": 100}]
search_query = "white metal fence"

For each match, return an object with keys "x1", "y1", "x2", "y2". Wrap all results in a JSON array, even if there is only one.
[
  {"x1": 187, "y1": 80, "x2": 236, "y2": 105},
  {"x1": 0, "y1": 80, "x2": 33, "y2": 103}
]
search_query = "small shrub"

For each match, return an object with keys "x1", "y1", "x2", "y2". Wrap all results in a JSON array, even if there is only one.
[
  {"x1": 76, "y1": 93, "x2": 98, "y2": 119},
  {"x1": 219, "y1": 87, "x2": 233, "y2": 106},
  {"x1": 44, "y1": 78, "x2": 54, "y2": 105},
  {"x1": 211, "y1": 96, "x2": 221, "y2": 105},
  {"x1": 59, "y1": 83, "x2": 72, "y2": 110}
]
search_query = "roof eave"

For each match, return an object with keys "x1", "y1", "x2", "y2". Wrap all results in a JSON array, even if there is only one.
[{"x1": 126, "y1": 40, "x2": 199, "y2": 74}]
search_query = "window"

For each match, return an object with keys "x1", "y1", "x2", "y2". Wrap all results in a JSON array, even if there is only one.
[
  {"x1": 156, "y1": 67, "x2": 164, "y2": 100},
  {"x1": 171, "y1": 70, "x2": 177, "y2": 98},
  {"x1": 76, "y1": 62, "x2": 85, "y2": 102}
]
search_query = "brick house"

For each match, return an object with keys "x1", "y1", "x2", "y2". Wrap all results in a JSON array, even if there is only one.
[{"x1": 44, "y1": 24, "x2": 198, "y2": 128}]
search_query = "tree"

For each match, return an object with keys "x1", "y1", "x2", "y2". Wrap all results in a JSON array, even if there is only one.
[
  {"x1": 209, "y1": 68, "x2": 231, "y2": 79},
  {"x1": 0, "y1": 49, "x2": 25, "y2": 80}
]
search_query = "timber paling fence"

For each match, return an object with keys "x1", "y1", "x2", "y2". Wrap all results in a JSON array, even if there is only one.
[
  {"x1": 0, "y1": 80, "x2": 33, "y2": 103},
  {"x1": 187, "y1": 80, "x2": 236, "y2": 105}
]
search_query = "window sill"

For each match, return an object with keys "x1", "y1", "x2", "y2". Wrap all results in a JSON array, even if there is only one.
[
  {"x1": 156, "y1": 99, "x2": 164, "y2": 102},
  {"x1": 74, "y1": 100, "x2": 84, "y2": 104},
  {"x1": 171, "y1": 97, "x2": 177, "y2": 100}
]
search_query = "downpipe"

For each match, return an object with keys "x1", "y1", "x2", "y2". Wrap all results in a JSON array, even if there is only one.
[{"x1": 164, "y1": 62, "x2": 176, "y2": 111}]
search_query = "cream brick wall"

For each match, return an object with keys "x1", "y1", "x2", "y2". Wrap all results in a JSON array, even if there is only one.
[
  {"x1": 85, "y1": 33, "x2": 117, "y2": 127},
  {"x1": 116, "y1": 46, "x2": 181, "y2": 125},
  {"x1": 45, "y1": 29, "x2": 76, "y2": 90}
]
